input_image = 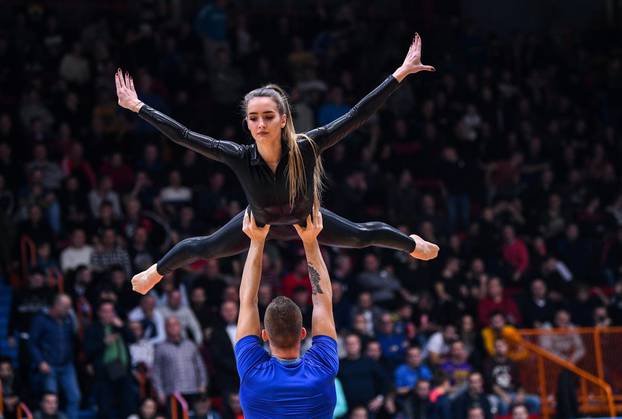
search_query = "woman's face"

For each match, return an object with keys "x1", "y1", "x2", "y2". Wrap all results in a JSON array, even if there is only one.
[
  {"x1": 246, "y1": 97, "x2": 286, "y2": 144},
  {"x1": 140, "y1": 399, "x2": 157, "y2": 418}
]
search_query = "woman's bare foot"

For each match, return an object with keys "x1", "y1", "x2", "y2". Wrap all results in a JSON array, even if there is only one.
[
  {"x1": 409, "y1": 234, "x2": 440, "y2": 261},
  {"x1": 131, "y1": 263, "x2": 163, "y2": 295}
]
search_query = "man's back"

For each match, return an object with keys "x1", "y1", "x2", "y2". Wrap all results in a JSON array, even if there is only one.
[{"x1": 235, "y1": 335, "x2": 338, "y2": 418}]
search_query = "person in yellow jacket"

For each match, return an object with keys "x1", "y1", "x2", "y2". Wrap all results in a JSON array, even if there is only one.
[{"x1": 481, "y1": 311, "x2": 528, "y2": 361}]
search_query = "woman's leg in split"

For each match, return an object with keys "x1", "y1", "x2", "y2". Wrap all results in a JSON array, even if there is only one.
[{"x1": 131, "y1": 210, "x2": 250, "y2": 294}]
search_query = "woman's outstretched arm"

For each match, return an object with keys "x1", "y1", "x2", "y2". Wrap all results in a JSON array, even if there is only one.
[
  {"x1": 307, "y1": 33, "x2": 435, "y2": 152},
  {"x1": 115, "y1": 69, "x2": 244, "y2": 163}
]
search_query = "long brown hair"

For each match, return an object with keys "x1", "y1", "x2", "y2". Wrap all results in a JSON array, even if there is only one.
[{"x1": 243, "y1": 85, "x2": 324, "y2": 208}]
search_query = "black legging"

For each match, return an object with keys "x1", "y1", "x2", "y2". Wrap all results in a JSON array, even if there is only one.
[{"x1": 157, "y1": 207, "x2": 415, "y2": 274}]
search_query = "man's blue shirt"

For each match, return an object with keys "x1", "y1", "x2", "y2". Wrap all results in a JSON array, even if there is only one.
[{"x1": 235, "y1": 335, "x2": 338, "y2": 418}]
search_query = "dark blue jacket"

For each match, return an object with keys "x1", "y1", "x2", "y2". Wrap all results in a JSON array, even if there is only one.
[{"x1": 29, "y1": 311, "x2": 75, "y2": 367}]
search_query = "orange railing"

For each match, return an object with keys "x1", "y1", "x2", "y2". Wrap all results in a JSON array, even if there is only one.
[
  {"x1": 17, "y1": 402, "x2": 33, "y2": 419},
  {"x1": 170, "y1": 392, "x2": 189, "y2": 419},
  {"x1": 517, "y1": 327, "x2": 622, "y2": 418}
]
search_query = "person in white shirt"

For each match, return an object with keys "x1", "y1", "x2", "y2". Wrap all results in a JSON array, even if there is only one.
[
  {"x1": 128, "y1": 294, "x2": 166, "y2": 344},
  {"x1": 158, "y1": 289, "x2": 203, "y2": 345},
  {"x1": 60, "y1": 228, "x2": 93, "y2": 273}
]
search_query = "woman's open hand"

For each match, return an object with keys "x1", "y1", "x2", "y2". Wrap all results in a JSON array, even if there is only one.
[
  {"x1": 393, "y1": 33, "x2": 435, "y2": 81},
  {"x1": 115, "y1": 68, "x2": 143, "y2": 112}
]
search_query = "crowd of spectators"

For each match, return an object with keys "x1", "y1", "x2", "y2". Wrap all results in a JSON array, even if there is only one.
[{"x1": 1, "y1": 0, "x2": 621, "y2": 418}]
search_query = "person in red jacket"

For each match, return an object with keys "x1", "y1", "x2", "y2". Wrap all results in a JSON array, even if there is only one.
[
  {"x1": 478, "y1": 277, "x2": 522, "y2": 326},
  {"x1": 502, "y1": 225, "x2": 530, "y2": 282}
]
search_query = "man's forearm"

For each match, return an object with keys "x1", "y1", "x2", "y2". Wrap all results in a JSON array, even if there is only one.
[
  {"x1": 302, "y1": 241, "x2": 332, "y2": 300},
  {"x1": 239, "y1": 241, "x2": 264, "y2": 303}
]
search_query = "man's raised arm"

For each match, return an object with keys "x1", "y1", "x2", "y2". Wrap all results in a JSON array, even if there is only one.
[
  {"x1": 294, "y1": 209, "x2": 337, "y2": 339},
  {"x1": 235, "y1": 211, "x2": 270, "y2": 341}
]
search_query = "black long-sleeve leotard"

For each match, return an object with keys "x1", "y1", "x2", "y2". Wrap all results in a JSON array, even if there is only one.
[{"x1": 138, "y1": 75, "x2": 417, "y2": 274}]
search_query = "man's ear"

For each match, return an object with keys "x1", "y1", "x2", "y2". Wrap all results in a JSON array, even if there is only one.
[
  {"x1": 300, "y1": 327, "x2": 307, "y2": 341},
  {"x1": 261, "y1": 329, "x2": 269, "y2": 342}
]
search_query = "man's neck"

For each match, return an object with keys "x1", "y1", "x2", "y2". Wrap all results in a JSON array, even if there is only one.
[{"x1": 271, "y1": 344, "x2": 300, "y2": 360}]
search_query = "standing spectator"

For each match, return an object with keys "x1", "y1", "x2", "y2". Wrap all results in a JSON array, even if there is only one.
[
  {"x1": 152, "y1": 316, "x2": 207, "y2": 406},
  {"x1": 84, "y1": 302, "x2": 136, "y2": 419},
  {"x1": 90, "y1": 228, "x2": 132, "y2": 277},
  {"x1": 484, "y1": 339, "x2": 540, "y2": 415},
  {"x1": 8, "y1": 270, "x2": 52, "y2": 385},
  {"x1": 128, "y1": 320, "x2": 155, "y2": 371},
  {"x1": 539, "y1": 309, "x2": 586, "y2": 364},
  {"x1": 159, "y1": 288, "x2": 203, "y2": 345},
  {"x1": 29, "y1": 294, "x2": 80, "y2": 419},
  {"x1": 60, "y1": 228, "x2": 93, "y2": 273},
  {"x1": 209, "y1": 301, "x2": 238, "y2": 397},
  {"x1": 338, "y1": 334, "x2": 388, "y2": 417},
  {"x1": 34, "y1": 393, "x2": 68, "y2": 419},
  {"x1": 478, "y1": 277, "x2": 522, "y2": 326}
]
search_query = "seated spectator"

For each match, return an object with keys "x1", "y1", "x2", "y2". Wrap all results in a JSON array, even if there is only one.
[
  {"x1": 366, "y1": 339, "x2": 396, "y2": 379},
  {"x1": 127, "y1": 397, "x2": 160, "y2": 419},
  {"x1": 152, "y1": 316, "x2": 207, "y2": 406},
  {"x1": 88, "y1": 176, "x2": 122, "y2": 219},
  {"x1": 190, "y1": 394, "x2": 222, "y2": 419},
  {"x1": 90, "y1": 228, "x2": 132, "y2": 277},
  {"x1": 29, "y1": 294, "x2": 80, "y2": 419},
  {"x1": 128, "y1": 294, "x2": 166, "y2": 344},
  {"x1": 281, "y1": 258, "x2": 311, "y2": 299},
  {"x1": 332, "y1": 281, "x2": 352, "y2": 331},
  {"x1": 478, "y1": 277, "x2": 522, "y2": 326},
  {"x1": 60, "y1": 228, "x2": 93, "y2": 273},
  {"x1": 0, "y1": 356, "x2": 22, "y2": 418},
  {"x1": 159, "y1": 288, "x2": 203, "y2": 345},
  {"x1": 348, "y1": 406, "x2": 369, "y2": 419},
  {"x1": 521, "y1": 278, "x2": 557, "y2": 327},
  {"x1": 84, "y1": 301, "x2": 137, "y2": 418},
  {"x1": 424, "y1": 323, "x2": 458, "y2": 365},
  {"x1": 376, "y1": 312, "x2": 408, "y2": 361},
  {"x1": 481, "y1": 312, "x2": 528, "y2": 361},
  {"x1": 338, "y1": 334, "x2": 388, "y2": 416},
  {"x1": 399, "y1": 379, "x2": 437, "y2": 419},
  {"x1": 451, "y1": 372, "x2": 493, "y2": 419},
  {"x1": 34, "y1": 393, "x2": 68, "y2": 419},
  {"x1": 441, "y1": 340, "x2": 473, "y2": 390},
  {"x1": 350, "y1": 292, "x2": 382, "y2": 338},
  {"x1": 467, "y1": 405, "x2": 486, "y2": 419},
  {"x1": 356, "y1": 254, "x2": 403, "y2": 307},
  {"x1": 511, "y1": 403, "x2": 529, "y2": 419},
  {"x1": 484, "y1": 339, "x2": 540, "y2": 415},
  {"x1": 501, "y1": 225, "x2": 530, "y2": 282},
  {"x1": 395, "y1": 346, "x2": 433, "y2": 396}
]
